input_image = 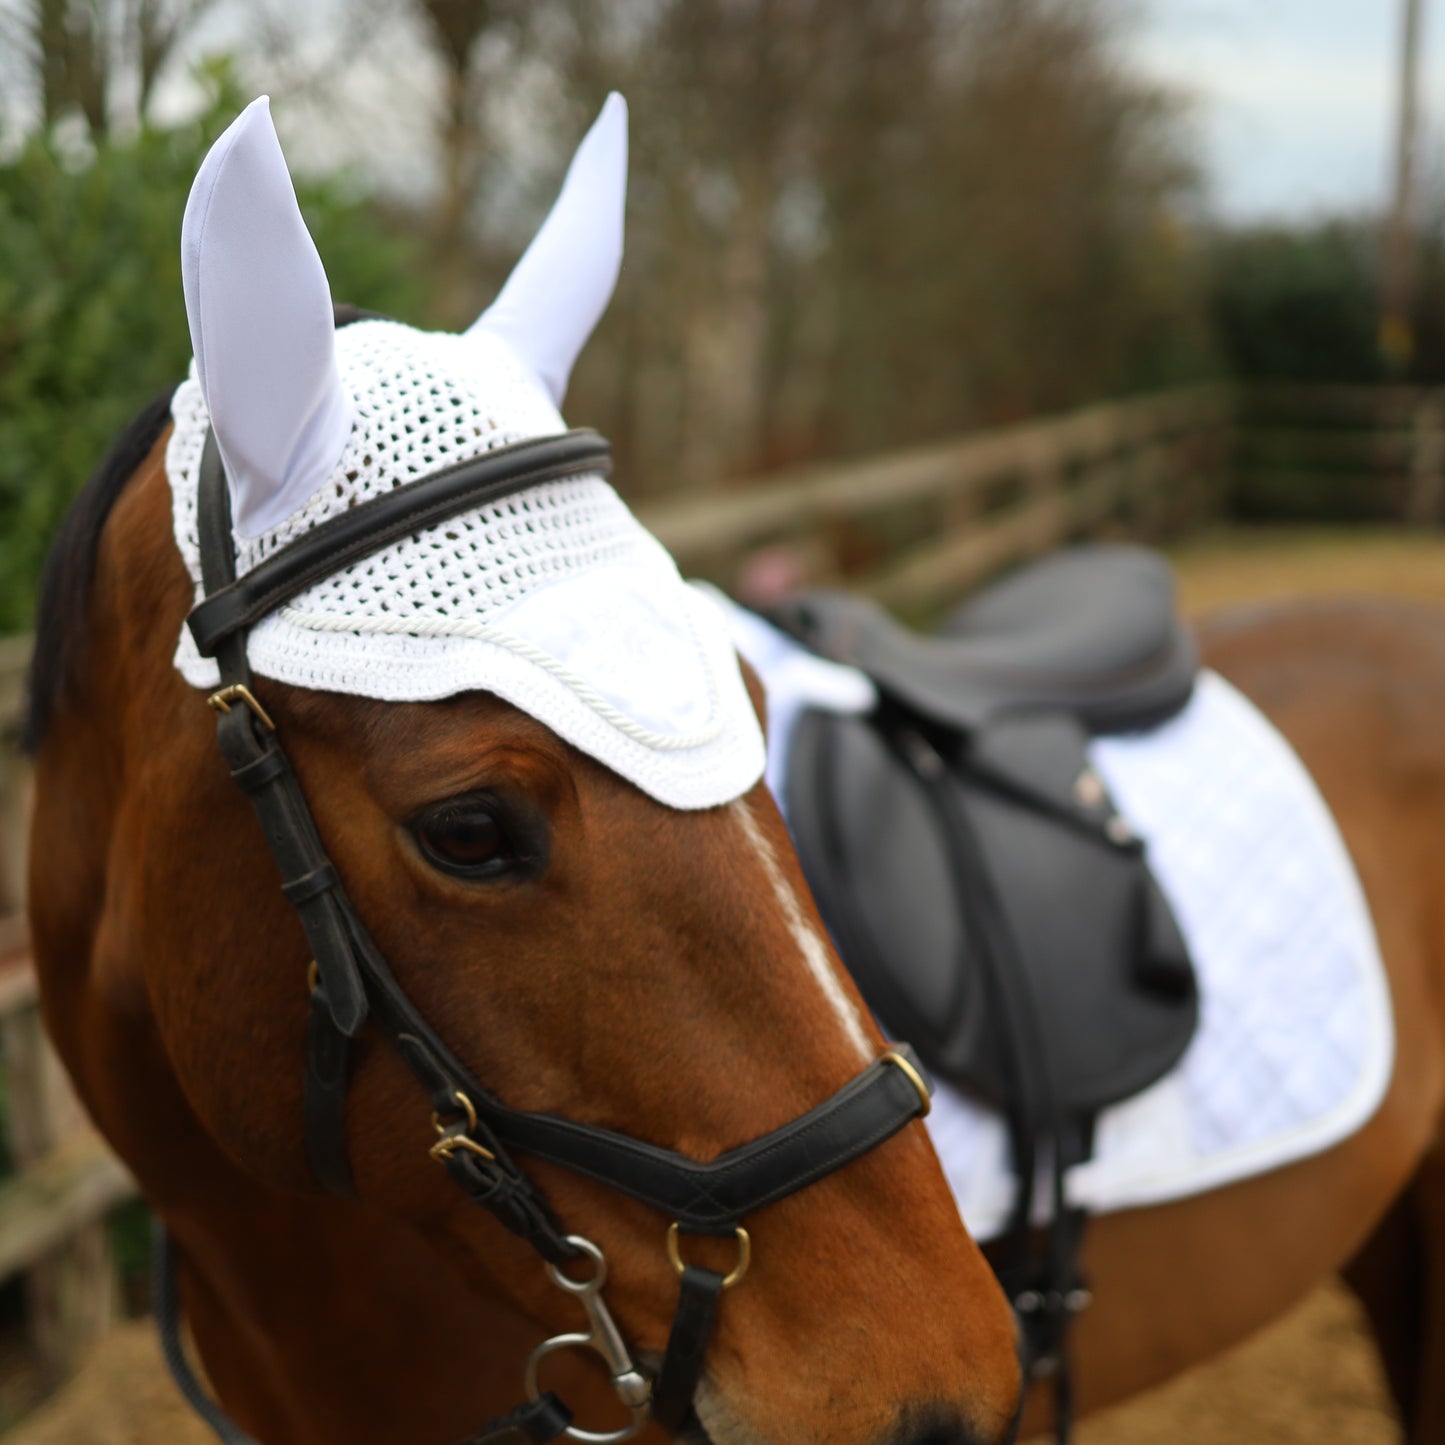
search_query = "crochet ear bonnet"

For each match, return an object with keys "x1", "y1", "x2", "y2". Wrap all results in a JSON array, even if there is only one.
[{"x1": 168, "y1": 95, "x2": 763, "y2": 810}]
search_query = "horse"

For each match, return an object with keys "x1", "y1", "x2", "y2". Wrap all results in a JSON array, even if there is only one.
[
  {"x1": 22, "y1": 94, "x2": 1445, "y2": 1445},
  {"x1": 21, "y1": 96, "x2": 1022, "y2": 1445}
]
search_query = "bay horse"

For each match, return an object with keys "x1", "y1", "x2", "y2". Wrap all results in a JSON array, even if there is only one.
[
  {"x1": 21, "y1": 97, "x2": 1023, "y2": 1445},
  {"x1": 20, "y1": 96, "x2": 1445, "y2": 1445}
]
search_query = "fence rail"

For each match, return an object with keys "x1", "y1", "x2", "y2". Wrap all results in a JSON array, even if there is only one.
[
  {"x1": 0, "y1": 377, "x2": 1438, "y2": 1401},
  {"x1": 641, "y1": 385, "x2": 1234, "y2": 612},
  {"x1": 1235, "y1": 382, "x2": 1445, "y2": 526},
  {"x1": 0, "y1": 620, "x2": 135, "y2": 1386},
  {"x1": 0, "y1": 915, "x2": 136, "y2": 1386}
]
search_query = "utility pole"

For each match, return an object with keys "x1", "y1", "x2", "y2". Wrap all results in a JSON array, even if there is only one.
[{"x1": 1382, "y1": 0, "x2": 1426, "y2": 372}]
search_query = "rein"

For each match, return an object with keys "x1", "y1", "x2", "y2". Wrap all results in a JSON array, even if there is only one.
[{"x1": 170, "y1": 427, "x2": 933, "y2": 1444}]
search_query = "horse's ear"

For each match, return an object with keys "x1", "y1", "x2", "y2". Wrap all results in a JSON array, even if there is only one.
[
  {"x1": 181, "y1": 96, "x2": 352, "y2": 537},
  {"x1": 468, "y1": 92, "x2": 628, "y2": 405}
]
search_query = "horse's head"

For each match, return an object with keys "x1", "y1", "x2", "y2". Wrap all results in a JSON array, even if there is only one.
[{"x1": 29, "y1": 97, "x2": 1019, "y2": 1444}]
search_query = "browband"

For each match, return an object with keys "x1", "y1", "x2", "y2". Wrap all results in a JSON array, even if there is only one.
[{"x1": 187, "y1": 429, "x2": 613, "y2": 659}]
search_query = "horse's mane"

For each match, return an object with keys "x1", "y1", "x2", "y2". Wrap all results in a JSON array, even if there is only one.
[
  {"x1": 22, "y1": 388, "x2": 176, "y2": 755},
  {"x1": 22, "y1": 305, "x2": 376, "y2": 756}
]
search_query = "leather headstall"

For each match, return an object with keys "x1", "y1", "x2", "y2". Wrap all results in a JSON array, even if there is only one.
[{"x1": 171, "y1": 427, "x2": 934, "y2": 1445}]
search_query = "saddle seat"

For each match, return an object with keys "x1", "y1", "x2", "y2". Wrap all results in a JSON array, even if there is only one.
[{"x1": 769, "y1": 544, "x2": 1198, "y2": 734}]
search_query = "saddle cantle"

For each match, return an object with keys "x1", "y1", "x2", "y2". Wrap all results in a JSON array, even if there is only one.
[
  {"x1": 769, "y1": 545, "x2": 1202, "y2": 1389},
  {"x1": 772, "y1": 543, "x2": 1198, "y2": 734}
]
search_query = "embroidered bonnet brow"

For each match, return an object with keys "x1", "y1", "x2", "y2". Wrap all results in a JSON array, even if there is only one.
[{"x1": 168, "y1": 94, "x2": 763, "y2": 810}]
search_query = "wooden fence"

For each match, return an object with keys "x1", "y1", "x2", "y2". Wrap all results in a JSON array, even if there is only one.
[
  {"x1": 0, "y1": 644, "x2": 137, "y2": 1394},
  {"x1": 1234, "y1": 382, "x2": 1445, "y2": 526},
  {"x1": 0, "y1": 378, "x2": 1435, "y2": 1402},
  {"x1": 641, "y1": 385, "x2": 1235, "y2": 614}
]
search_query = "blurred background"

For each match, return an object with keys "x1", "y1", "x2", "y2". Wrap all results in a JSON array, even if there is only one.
[
  {"x1": 0, "y1": 1, "x2": 1440, "y2": 1440},
  {"x1": 4, "y1": 0, "x2": 1445, "y2": 627}
]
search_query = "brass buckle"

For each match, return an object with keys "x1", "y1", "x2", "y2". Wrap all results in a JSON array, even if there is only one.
[
  {"x1": 666, "y1": 1222, "x2": 751, "y2": 1290},
  {"x1": 207, "y1": 684, "x2": 276, "y2": 732},
  {"x1": 428, "y1": 1090, "x2": 495, "y2": 1164},
  {"x1": 881, "y1": 1049, "x2": 932, "y2": 1118}
]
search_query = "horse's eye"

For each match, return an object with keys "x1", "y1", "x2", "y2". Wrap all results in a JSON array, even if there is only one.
[{"x1": 414, "y1": 801, "x2": 512, "y2": 878}]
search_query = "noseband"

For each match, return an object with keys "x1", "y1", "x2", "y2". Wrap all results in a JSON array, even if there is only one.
[{"x1": 173, "y1": 427, "x2": 933, "y2": 1444}]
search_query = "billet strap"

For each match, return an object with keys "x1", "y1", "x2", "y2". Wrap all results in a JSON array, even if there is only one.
[{"x1": 188, "y1": 429, "x2": 613, "y2": 659}]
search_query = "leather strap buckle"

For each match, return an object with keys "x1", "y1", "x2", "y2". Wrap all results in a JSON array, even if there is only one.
[
  {"x1": 430, "y1": 1090, "x2": 496, "y2": 1164},
  {"x1": 207, "y1": 683, "x2": 276, "y2": 732}
]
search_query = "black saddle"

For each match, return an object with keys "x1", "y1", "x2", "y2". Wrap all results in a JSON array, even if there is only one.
[
  {"x1": 770, "y1": 545, "x2": 1202, "y2": 1411},
  {"x1": 773, "y1": 543, "x2": 1197, "y2": 734}
]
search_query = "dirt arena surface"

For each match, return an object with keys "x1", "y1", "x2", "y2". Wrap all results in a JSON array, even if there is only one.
[
  {"x1": 0, "y1": 1285, "x2": 1403, "y2": 1445},
  {"x1": 6, "y1": 525, "x2": 1438, "y2": 1442},
  {"x1": 1170, "y1": 524, "x2": 1445, "y2": 616},
  {"x1": 1041, "y1": 1283, "x2": 1399, "y2": 1444}
]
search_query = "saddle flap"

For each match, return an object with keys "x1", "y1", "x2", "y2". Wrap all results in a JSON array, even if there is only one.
[
  {"x1": 785, "y1": 706, "x2": 1198, "y2": 1117},
  {"x1": 786, "y1": 707, "x2": 988, "y2": 1080}
]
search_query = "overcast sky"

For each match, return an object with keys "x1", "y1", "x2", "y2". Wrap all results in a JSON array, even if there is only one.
[
  {"x1": 1128, "y1": 0, "x2": 1442, "y2": 221},
  {"x1": 4, "y1": 0, "x2": 1437, "y2": 226},
  {"x1": 221, "y1": 0, "x2": 1445, "y2": 226}
]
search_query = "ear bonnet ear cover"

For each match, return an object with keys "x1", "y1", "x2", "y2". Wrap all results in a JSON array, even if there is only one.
[
  {"x1": 471, "y1": 92, "x2": 628, "y2": 405},
  {"x1": 165, "y1": 95, "x2": 765, "y2": 811},
  {"x1": 180, "y1": 96, "x2": 353, "y2": 538}
]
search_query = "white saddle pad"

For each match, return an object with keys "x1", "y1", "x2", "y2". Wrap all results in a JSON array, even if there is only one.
[{"x1": 723, "y1": 601, "x2": 1394, "y2": 1241}]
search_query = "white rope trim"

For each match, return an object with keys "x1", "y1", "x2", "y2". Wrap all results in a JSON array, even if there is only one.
[{"x1": 278, "y1": 605, "x2": 727, "y2": 752}]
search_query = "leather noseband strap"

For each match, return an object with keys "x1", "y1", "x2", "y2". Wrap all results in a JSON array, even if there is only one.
[{"x1": 174, "y1": 427, "x2": 933, "y2": 1443}]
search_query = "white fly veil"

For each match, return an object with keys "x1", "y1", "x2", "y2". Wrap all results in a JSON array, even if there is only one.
[{"x1": 167, "y1": 96, "x2": 764, "y2": 811}]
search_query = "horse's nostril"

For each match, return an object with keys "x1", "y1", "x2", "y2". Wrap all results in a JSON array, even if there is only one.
[{"x1": 888, "y1": 1414, "x2": 998, "y2": 1445}]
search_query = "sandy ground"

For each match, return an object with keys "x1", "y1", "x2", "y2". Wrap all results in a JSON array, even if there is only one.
[
  {"x1": 1169, "y1": 524, "x2": 1445, "y2": 617},
  {"x1": 0, "y1": 1283, "x2": 1402, "y2": 1444},
  {"x1": 7, "y1": 524, "x2": 1439, "y2": 1443},
  {"x1": 5, "y1": 1326, "x2": 210, "y2": 1445},
  {"x1": 1048, "y1": 1283, "x2": 1400, "y2": 1444}
]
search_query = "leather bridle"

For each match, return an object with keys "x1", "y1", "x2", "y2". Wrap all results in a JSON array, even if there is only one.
[{"x1": 172, "y1": 426, "x2": 934, "y2": 1444}]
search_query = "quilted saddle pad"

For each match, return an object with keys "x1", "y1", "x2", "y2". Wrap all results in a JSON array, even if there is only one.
[{"x1": 724, "y1": 601, "x2": 1394, "y2": 1241}]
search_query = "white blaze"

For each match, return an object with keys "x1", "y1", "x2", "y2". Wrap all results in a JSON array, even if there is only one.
[{"x1": 730, "y1": 799, "x2": 872, "y2": 1062}]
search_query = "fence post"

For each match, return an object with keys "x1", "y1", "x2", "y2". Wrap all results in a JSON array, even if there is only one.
[
  {"x1": 0, "y1": 632, "x2": 116, "y2": 1388},
  {"x1": 1406, "y1": 390, "x2": 1445, "y2": 525},
  {"x1": 0, "y1": 998, "x2": 117, "y2": 1386}
]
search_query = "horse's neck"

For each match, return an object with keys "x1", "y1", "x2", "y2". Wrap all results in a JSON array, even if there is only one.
[
  {"x1": 23, "y1": 547, "x2": 566, "y2": 1443},
  {"x1": 173, "y1": 1176, "x2": 539, "y2": 1443},
  {"x1": 39, "y1": 937, "x2": 518, "y2": 1440}
]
